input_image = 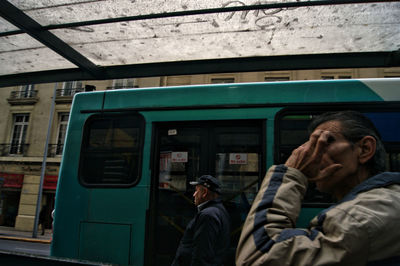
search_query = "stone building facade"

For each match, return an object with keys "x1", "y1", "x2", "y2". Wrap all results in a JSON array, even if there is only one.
[{"x1": 0, "y1": 68, "x2": 399, "y2": 231}]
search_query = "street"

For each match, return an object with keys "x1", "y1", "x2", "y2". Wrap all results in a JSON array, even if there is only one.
[{"x1": 0, "y1": 238, "x2": 50, "y2": 257}]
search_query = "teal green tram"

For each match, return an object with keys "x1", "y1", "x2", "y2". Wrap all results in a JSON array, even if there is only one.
[{"x1": 51, "y1": 79, "x2": 400, "y2": 265}]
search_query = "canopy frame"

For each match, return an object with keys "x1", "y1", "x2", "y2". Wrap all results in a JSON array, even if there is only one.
[{"x1": 0, "y1": 0, "x2": 399, "y2": 87}]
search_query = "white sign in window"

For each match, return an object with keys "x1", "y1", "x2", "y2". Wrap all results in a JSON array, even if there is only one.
[
  {"x1": 171, "y1": 152, "x2": 188, "y2": 163},
  {"x1": 229, "y1": 153, "x2": 248, "y2": 165},
  {"x1": 168, "y1": 129, "x2": 177, "y2": 136}
]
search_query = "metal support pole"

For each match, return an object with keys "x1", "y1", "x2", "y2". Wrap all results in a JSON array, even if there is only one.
[{"x1": 32, "y1": 83, "x2": 57, "y2": 238}]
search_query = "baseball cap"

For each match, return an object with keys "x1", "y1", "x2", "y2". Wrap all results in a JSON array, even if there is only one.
[{"x1": 190, "y1": 175, "x2": 222, "y2": 194}]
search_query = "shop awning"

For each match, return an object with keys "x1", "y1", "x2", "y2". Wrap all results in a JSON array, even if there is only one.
[{"x1": 0, "y1": 172, "x2": 24, "y2": 188}]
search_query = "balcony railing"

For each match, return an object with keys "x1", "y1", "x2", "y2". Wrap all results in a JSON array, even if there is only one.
[
  {"x1": 9, "y1": 90, "x2": 38, "y2": 99},
  {"x1": 47, "y1": 144, "x2": 64, "y2": 157},
  {"x1": 7, "y1": 90, "x2": 39, "y2": 105},
  {"x1": 55, "y1": 88, "x2": 84, "y2": 103},
  {"x1": 0, "y1": 144, "x2": 29, "y2": 156},
  {"x1": 56, "y1": 88, "x2": 84, "y2": 97}
]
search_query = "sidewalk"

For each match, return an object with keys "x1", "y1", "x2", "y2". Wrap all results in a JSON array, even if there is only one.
[{"x1": 0, "y1": 226, "x2": 52, "y2": 244}]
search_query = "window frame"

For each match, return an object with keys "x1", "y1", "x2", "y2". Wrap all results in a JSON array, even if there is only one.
[
  {"x1": 321, "y1": 75, "x2": 352, "y2": 80},
  {"x1": 210, "y1": 77, "x2": 235, "y2": 84},
  {"x1": 147, "y1": 119, "x2": 266, "y2": 265},
  {"x1": 62, "y1": 81, "x2": 82, "y2": 96},
  {"x1": 274, "y1": 104, "x2": 400, "y2": 206},
  {"x1": 10, "y1": 113, "x2": 30, "y2": 155},
  {"x1": 19, "y1": 84, "x2": 34, "y2": 98},
  {"x1": 264, "y1": 76, "x2": 291, "y2": 82},
  {"x1": 111, "y1": 78, "x2": 137, "y2": 89},
  {"x1": 78, "y1": 112, "x2": 145, "y2": 188},
  {"x1": 320, "y1": 69, "x2": 353, "y2": 80},
  {"x1": 55, "y1": 113, "x2": 69, "y2": 156}
]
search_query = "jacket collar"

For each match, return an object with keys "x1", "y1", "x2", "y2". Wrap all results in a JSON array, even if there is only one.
[
  {"x1": 341, "y1": 172, "x2": 400, "y2": 203},
  {"x1": 317, "y1": 172, "x2": 400, "y2": 223},
  {"x1": 198, "y1": 198, "x2": 222, "y2": 211}
]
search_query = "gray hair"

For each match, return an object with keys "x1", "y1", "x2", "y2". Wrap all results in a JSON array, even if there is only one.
[{"x1": 308, "y1": 110, "x2": 386, "y2": 175}]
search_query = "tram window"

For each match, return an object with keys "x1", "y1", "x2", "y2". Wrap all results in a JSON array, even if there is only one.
[
  {"x1": 364, "y1": 112, "x2": 400, "y2": 172},
  {"x1": 276, "y1": 114, "x2": 333, "y2": 204},
  {"x1": 278, "y1": 115, "x2": 314, "y2": 163},
  {"x1": 276, "y1": 110, "x2": 400, "y2": 204},
  {"x1": 214, "y1": 127, "x2": 261, "y2": 205},
  {"x1": 79, "y1": 114, "x2": 145, "y2": 187},
  {"x1": 152, "y1": 122, "x2": 263, "y2": 265}
]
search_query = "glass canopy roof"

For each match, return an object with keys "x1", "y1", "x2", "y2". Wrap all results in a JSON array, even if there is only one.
[{"x1": 0, "y1": 0, "x2": 399, "y2": 86}]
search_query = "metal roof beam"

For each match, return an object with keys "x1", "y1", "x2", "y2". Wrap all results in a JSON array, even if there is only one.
[
  {"x1": 0, "y1": 0, "x2": 105, "y2": 79},
  {"x1": 1, "y1": 0, "x2": 398, "y2": 37},
  {"x1": 1, "y1": 51, "x2": 399, "y2": 87}
]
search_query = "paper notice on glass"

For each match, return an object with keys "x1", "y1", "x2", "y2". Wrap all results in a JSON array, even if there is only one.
[
  {"x1": 171, "y1": 151, "x2": 188, "y2": 163},
  {"x1": 229, "y1": 153, "x2": 248, "y2": 165}
]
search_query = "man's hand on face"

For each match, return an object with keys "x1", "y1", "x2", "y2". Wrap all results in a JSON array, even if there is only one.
[{"x1": 285, "y1": 130, "x2": 343, "y2": 181}]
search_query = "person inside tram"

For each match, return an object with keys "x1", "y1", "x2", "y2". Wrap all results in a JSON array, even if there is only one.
[{"x1": 236, "y1": 110, "x2": 400, "y2": 265}]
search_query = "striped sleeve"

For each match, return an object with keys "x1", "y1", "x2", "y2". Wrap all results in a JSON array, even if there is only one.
[{"x1": 236, "y1": 165, "x2": 368, "y2": 266}]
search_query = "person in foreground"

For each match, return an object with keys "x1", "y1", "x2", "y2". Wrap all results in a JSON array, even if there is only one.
[
  {"x1": 172, "y1": 175, "x2": 230, "y2": 266},
  {"x1": 236, "y1": 110, "x2": 400, "y2": 266}
]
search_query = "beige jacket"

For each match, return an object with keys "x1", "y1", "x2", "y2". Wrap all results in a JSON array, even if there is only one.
[{"x1": 236, "y1": 165, "x2": 400, "y2": 266}]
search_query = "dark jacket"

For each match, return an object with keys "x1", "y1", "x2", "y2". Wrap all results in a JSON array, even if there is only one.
[{"x1": 172, "y1": 198, "x2": 230, "y2": 266}]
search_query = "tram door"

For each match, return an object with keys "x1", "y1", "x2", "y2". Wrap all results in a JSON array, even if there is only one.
[{"x1": 150, "y1": 120, "x2": 265, "y2": 266}]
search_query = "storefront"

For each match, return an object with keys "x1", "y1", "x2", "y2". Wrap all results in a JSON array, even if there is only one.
[
  {"x1": 42, "y1": 175, "x2": 58, "y2": 229},
  {"x1": 0, "y1": 172, "x2": 23, "y2": 227}
]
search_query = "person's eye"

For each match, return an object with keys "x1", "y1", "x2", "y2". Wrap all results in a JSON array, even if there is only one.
[{"x1": 327, "y1": 136, "x2": 335, "y2": 144}]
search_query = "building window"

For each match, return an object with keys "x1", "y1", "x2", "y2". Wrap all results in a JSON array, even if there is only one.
[
  {"x1": 211, "y1": 78, "x2": 235, "y2": 84},
  {"x1": 8, "y1": 85, "x2": 38, "y2": 105},
  {"x1": 10, "y1": 114, "x2": 29, "y2": 155},
  {"x1": 383, "y1": 68, "x2": 400, "y2": 78},
  {"x1": 110, "y1": 79, "x2": 137, "y2": 89},
  {"x1": 61, "y1": 81, "x2": 83, "y2": 96},
  {"x1": 56, "y1": 113, "x2": 69, "y2": 155},
  {"x1": 264, "y1": 77, "x2": 290, "y2": 82},
  {"x1": 321, "y1": 75, "x2": 352, "y2": 80},
  {"x1": 19, "y1": 84, "x2": 35, "y2": 98},
  {"x1": 264, "y1": 71, "x2": 291, "y2": 82}
]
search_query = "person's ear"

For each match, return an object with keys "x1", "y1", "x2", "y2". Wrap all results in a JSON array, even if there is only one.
[
  {"x1": 358, "y1": 136, "x2": 376, "y2": 164},
  {"x1": 203, "y1": 187, "x2": 209, "y2": 197}
]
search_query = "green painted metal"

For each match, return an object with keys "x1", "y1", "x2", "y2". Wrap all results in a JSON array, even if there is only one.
[
  {"x1": 79, "y1": 222, "x2": 131, "y2": 264},
  {"x1": 51, "y1": 80, "x2": 396, "y2": 265},
  {"x1": 51, "y1": 93, "x2": 104, "y2": 259},
  {"x1": 296, "y1": 208, "x2": 325, "y2": 228},
  {"x1": 102, "y1": 80, "x2": 382, "y2": 110}
]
